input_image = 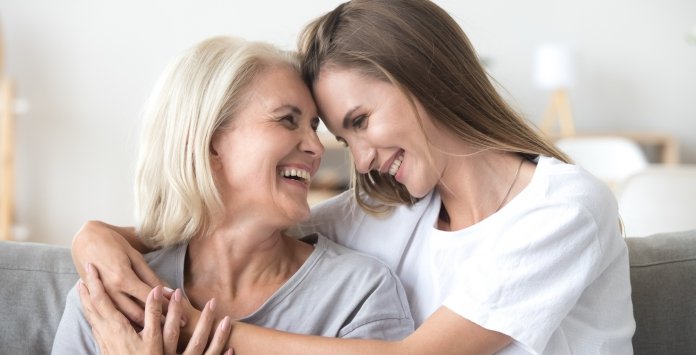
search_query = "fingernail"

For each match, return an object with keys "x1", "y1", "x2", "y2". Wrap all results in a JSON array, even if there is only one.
[
  {"x1": 173, "y1": 289, "x2": 182, "y2": 302},
  {"x1": 85, "y1": 262, "x2": 93, "y2": 274},
  {"x1": 154, "y1": 286, "x2": 162, "y2": 300},
  {"x1": 220, "y1": 316, "x2": 231, "y2": 331},
  {"x1": 208, "y1": 298, "x2": 217, "y2": 311},
  {"x1": 163, "y1": 286, "x2": 174, "y2": 294}
]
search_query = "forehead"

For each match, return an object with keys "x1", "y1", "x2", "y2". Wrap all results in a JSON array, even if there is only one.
[
  {"x1": 239, "y1": 64, "x2": 317, "y2": 118},
  {"x1": 313, "y1": 67, "x2": 389, "y2": 126}
]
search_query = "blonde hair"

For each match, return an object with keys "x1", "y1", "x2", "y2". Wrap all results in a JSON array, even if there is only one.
[
  {"x1": 299, "y1": 0, "x2": 569, "y2": 214},
  {"x1": 136, "y1": 36, "x2": 299, "y2": 248}
]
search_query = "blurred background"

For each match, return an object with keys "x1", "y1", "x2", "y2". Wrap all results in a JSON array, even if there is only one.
[{"x1": 1, "y1": 0, "x2": 695, "y2": 245}]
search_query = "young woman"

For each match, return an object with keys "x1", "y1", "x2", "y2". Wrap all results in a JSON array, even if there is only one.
[
  {"x1": 52, "y1": 35, "x2": 413, "y2": 354},
  {"x1": 72, "y1": 1, "x2": 635, "y2": 353}
]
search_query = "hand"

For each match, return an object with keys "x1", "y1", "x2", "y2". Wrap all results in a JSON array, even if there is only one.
[
  {"x1": 80, "y1": 263, "x2": 233, "y2": 355},
  {"x1": 72, "y1": 220, "x2": 165, "y2": 326},
  {"x1": 175, "y1": 294, "x2": 233, "y2": 355},
  {"x1": 79, "y1": 263, "x2": 167, "y2": 355}
]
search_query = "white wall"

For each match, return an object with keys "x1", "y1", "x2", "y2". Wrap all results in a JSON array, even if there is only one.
[{"x1": 1, "y1": 0, "x2": 695, "y2": 245}]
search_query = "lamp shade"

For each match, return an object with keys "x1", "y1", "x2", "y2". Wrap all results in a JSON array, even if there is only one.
[{"x1": 534, "y1": 44, "x2": 575, "y2": 90}]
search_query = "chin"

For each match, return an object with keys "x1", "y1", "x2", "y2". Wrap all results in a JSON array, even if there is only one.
[
  {"x1": 404, "y1": 183, "x2": 433, "y2": 199},
  {"x1": 401, "y1": 172, "x2": 440, "y2": 199},
  {"x1": 285, "y1": 202, "x2": 311, "y2": 224}
]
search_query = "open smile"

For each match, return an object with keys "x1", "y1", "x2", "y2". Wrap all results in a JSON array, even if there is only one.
[
  {"x1": 278, "y1": 167, "x2": 312, "y2": 186},
  {"x1": 388, "y1": 150, "x2": 404, "y2": 176}
]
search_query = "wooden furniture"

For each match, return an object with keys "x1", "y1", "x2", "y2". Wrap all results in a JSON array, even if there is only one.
[
  {"x1": 551, "y1": 132, "x2": 679, "y2": 165},
  {"x1": 540, "y1": 89, "x2": 576, "y2": 138},
  {"x1": 0, "y1": 27, "x2": 14, "y2": 241}
]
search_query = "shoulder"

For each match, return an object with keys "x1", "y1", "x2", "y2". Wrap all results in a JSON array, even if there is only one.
[
  {"x1": 535, "y1": 156, "x2": 615, "y2": 204},
  {"x1": 309, "y1": 233, "x2": 407, "y2": 306},
  {"x1": 292, "y1": 190, "x2": 438, "y2": 260},
  {"x1": 529, "y1": 156, "x2": 619, "y2": 228},
  {"x1": 309, "y1": 234, "x2": 414, "y2": 338},
  {"x1": 498, "y1": 156, "x2": 624, "y2": 263},
  {"x1": 314, "y1": 234, "x2": 397, "y2": 277},
  {"x1": 143, "y1": 244, "x2": 185, "y2": 289}
]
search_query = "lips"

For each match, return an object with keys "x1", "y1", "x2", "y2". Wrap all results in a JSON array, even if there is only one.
[
  {"x1": 388, "y1": 152, "x2": 404, "y2": 176},
  {"x1": 278, "y1": 167, "x2": 311, "y2": 185},
  {"x1": 389, "y1": 154, "x2": 404, "y2": 176}
]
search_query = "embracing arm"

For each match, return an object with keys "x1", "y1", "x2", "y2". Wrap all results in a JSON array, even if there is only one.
[
  {"x1": 71, "y1": 220, "x2": 162, "y2": 325},
  {"x1": 76, "y1": 263, "x2": 232, "y2": 355},
  {"x1": 227, "y1": 307, "x2": 511, "y2": 355}
]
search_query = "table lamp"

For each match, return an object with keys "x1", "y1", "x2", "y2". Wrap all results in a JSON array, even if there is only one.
[{"x1": 534, "y1": 43, "x2": 576, "y2": 137}]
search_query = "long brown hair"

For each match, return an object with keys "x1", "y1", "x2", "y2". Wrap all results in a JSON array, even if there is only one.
[{"x1": 300, "y1": 0, "x2": 568, "y2": 213}]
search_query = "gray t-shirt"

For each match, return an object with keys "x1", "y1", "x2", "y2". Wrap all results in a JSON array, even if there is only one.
[{"x1": 52, "y1": 234, "x2": 414, "y2": 354}]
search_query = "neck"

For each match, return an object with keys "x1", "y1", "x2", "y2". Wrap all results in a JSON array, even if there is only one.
[
  {"x1": 184, "y1": 217, "x2": 312, "y2": 318},
  {"x1": 436, "y1": 151, "x2": 529, "y2": 231}
]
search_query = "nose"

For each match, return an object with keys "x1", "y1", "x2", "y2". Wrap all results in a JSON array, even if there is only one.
[
  {"x1": 351, "y1": 141, "x2": 376, "y2": 174},
  {"x1": 299, "y1": 129, "x2": 325, "y2": 158}
]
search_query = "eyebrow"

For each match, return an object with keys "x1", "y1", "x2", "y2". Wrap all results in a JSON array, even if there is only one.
[
  {"x1": 272, "y1": 104, "x2": 302, "y2": 116},
  {"x1": 342, "y1": 106, "x2": 361, "y2": 129}
]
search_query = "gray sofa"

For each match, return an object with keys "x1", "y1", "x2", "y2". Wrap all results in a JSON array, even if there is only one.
[{"x1": 1, "y1": 230, "x2": 695, "y2": 354}]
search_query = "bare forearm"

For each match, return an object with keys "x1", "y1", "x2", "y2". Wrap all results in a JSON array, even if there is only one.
[
  {"x1": 73, "y1": 220, "x2": 148, "y2": 253},
  {"x1": 225, "y1": 308, "x2": 511, "y2": 355},
  {"x1": 107, "y1": 223, "x2": 149, "y2": 253},
  {"x1": 228, "y1": 322, "x2": 403, "y2": 355}
]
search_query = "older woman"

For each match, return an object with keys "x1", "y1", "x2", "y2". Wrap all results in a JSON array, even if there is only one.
[{"x1": 52, "y1": 36, "x2": 413, "y2": 354}]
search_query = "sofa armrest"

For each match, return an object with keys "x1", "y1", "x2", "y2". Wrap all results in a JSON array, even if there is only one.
[
  {"x1": 627, "y1": 229, "x2": 696, "y2": 355},
  {"x1": 0, "y1": 240, "x2": 78, "y2": 354}
]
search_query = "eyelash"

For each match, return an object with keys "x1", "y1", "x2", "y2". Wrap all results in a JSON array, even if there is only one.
[
  {"x1": 335, "y1": 114, "x2": 369, "y2": 147},
  {"x1": 281, "y1": 115, "x2": 320, "y2": 133},
  {"x1": 280, "y1": 115, "x2": 297, "y2": 127},
  {"x1": 352, "y1": 114, "x2": 368, "y2": 129}
]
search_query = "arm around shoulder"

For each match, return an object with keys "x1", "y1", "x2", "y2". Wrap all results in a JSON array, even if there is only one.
[
  {"x1": 225, "y1": 307, "x2": 510, "y2": 355},
  {"x1": 71, "y1": 220, "x2": 165, "y2": 326},
  {"x1": 71, "y1": 220, "x2": 145, "y2": 276}
]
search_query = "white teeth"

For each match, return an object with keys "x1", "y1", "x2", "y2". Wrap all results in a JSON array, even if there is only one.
[
  {"x1": 388, "y1": 153, "x2": 404, "y2": 176},
  {"x1": 279, "y1": 168, "x2": 311, "y2": 184}
]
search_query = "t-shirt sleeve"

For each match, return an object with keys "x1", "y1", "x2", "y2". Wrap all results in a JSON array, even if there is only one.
[
  {"x1": 51, "y1": 284, "x2": 99, "y2": 355},
  {"x1": 337, "y1": 264, "x2": 415, "y2": 340},
  {"x1": 443, "y1": 203, "x2": 603, "y2": 354}
]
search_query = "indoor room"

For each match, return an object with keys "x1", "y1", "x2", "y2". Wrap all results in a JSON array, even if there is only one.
[{"x1": 1, "y1": 1, "x2": 695, "y2": 353}]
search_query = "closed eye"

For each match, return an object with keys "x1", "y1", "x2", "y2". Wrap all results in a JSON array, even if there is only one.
[
  {"x1": 351, "y1": 114, "x2": 368, "y2": 130},
  {"x1": 280, "y1": 114, "x2": 297, "y2": 128}
]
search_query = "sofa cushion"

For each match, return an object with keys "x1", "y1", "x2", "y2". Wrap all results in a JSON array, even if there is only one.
[
  {"x1": 627, "y1": 229, "x2": 696, "y2": 355},
  {"x1": 1, "y1": 230, "x2": 695, "y2": 354},
  {"x1": 0, "y1": 240, "x2": 78, "y2": 354}
]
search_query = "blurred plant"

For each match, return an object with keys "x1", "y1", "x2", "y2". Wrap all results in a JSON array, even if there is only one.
[{"x1": 688, "y1": 25, "x2": 696, "y2": 44}]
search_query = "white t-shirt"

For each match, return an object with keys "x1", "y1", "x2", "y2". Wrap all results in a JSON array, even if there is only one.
[{"x1": 292, "y1": 156, "x2": 635, "y2": 354}]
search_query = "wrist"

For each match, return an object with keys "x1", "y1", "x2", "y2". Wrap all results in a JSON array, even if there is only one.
[{"x1": 181, "y1": 308, "x2": 201, "y2": 344}]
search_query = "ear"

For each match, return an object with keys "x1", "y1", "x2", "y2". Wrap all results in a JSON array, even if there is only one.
[{"x1": 210, "y1": 138, "x2": 222, "y2": 170}]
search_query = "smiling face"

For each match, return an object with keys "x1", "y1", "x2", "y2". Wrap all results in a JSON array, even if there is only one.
[
  {"x1": 211, "y1": 64, "x2": 323, "y2": 227},
  {"x1": 313, "y1": 66, "x2": 448, "y2": 199}
]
